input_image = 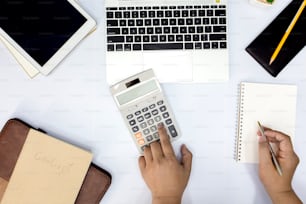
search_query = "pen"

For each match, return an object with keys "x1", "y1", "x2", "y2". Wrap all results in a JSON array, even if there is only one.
[
  {"x1": 269, "y1": 0, "x2": 306, "y2": 65},
  {"x1": 257, "y1": 121, "x2": 283, "y2": 176}
]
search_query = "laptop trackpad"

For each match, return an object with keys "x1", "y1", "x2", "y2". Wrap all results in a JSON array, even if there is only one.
[{"x1": 143, "y1": 51, "x2": 193, "y2": 83}]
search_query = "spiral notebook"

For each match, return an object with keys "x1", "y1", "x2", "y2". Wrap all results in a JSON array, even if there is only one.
[{"x1": 236, "y1": 82, "x2": 297, "y2": 163}]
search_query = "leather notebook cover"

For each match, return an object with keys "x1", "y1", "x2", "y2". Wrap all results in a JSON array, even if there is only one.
[
  {"x1": 0, "y1": 119, "x2": 111, "y2": 204},
  {"x1": 246, "y1": 0, "x2": 306, "y2": 77}
]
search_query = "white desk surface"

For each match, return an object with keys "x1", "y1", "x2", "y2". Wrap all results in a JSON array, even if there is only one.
[{"x1": 0, "y1": 0, "x2": 305, "y2": 203}]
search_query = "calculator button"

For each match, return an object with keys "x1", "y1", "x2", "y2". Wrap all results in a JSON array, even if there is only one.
[
  {"x1": 137, "y1": 116, "x2": 144, "y2": 122},
  {"x1": 157, "y1": 100, "x2": 164, "y2": 105},
  {"x1": 134, "y1": 132, "x2": 142, "y2": 139},
  {"x1": 135, "y1": 111, "x2": 141, "y2": 116},
  {"x1": 148, "y1": 119, "x2": 154, "y2": 125},
  {"x1": 165, "y1": 119, "x2": 172, "y2": 125},
  {"x1": 153, "y1": 132, "x2": 159, "y2": 139},
  {"x1": 146, "y1": 135, "x2": 153, "y2": 142},
  {"x1": 129, "y1": 119, "x2": 136, "y2": 126},
  {"x1": 162, "y1": 112, "x2": 169, "y2": 119},
  {"x1": 140, "y1": 122, "x2": 147, "y2": 129},
  {"x1": 132, "y1": 126, "x2": 139, "y2": 132},
  {"x1": 141, "y1": 146, "x2": 146, "y2": 151},
  {"x1": 168, "y1": 125, "x2": 178, "y2": 137},
  {"x1": 138, "y1": 139, "x2": 145, "y2": 145},
  {"x1": 149, "y1": 104, "x2": 156, "y2": 109},
  {"x1": 150, "y1": 126, "x2": 157, "y2": 132},
  {"x1": 127, "y1": 114, "x2": 133, "y2": 119},
  {"x1": 142, "y1": 107, "x2": 149, "y2": 112},
  {"x1": 144, "y1": 113, "x2": 151, "y2": 119},
  {"x1": 143, "y1": 128, "x2": 150, "y2": 135},
  {"x1": 154, "y1": 116, "x2": 162, "y2": 122},
  {"x1": 160, "y1": 106, "x2": 167, "y2": 112},
  {"x1": 152, "y1": 109, "x2": 159, "y2": 116}
]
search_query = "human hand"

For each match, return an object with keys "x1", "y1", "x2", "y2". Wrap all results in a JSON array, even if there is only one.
[
  {"x1": 138, "y1": 124, "x2": 192, "y2": 204},
  {"x1": 257, "y1": 128, "x2": 302, "y2": 204}
]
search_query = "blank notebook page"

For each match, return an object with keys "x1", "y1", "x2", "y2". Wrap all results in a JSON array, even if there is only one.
[{"x1": 236, "y1": 82, "x2": 297, "y2": 163}]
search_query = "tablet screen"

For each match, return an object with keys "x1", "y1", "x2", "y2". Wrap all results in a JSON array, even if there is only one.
[{"x1": 0, "y1": 0, "x2": 87, "y2": 66}]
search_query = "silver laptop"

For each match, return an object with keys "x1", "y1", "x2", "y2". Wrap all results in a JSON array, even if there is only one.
[{"x1": 105, "y1": 0, "x2": 229, "y2": 84}]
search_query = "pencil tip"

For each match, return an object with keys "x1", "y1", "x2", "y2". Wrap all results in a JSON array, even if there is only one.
[{"x1": 269, "y1": 59, "x2": 274, "y2": 65}]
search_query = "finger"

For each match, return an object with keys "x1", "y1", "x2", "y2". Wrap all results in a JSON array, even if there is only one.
[
  {"x1": 158, "y1": 123, "x2": 175, "y2": 157},
  {"x1": 138, "y1": 156, "x2": 146, "y2": 173},
  {"x1": 150, "y1": 141, "x2": 164, "y2": 160},
  {"x1": 181, "y1": 144, "x2": 192, "y2": 174},
  {"x1": 264, "y1": 130, "x2": 293, "y2": 152},
  {"x1": 143, "y1": 145, "x2": 153, "y2": 163},
  {"x1": 258, "y1": 135, "x2": 274, "y2": 168},
  {"x1": 257, "y1": 126, "x2": 272, "y2": 136}
]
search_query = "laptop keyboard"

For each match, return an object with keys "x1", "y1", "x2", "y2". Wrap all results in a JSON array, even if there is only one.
[{"x1": 106, "y1": 5, "x2": 227, "y2": 51}]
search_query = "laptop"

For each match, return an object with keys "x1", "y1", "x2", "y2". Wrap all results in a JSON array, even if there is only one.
[{"x1": 105, "y1": 0, "x2": 229, "y2": 84}]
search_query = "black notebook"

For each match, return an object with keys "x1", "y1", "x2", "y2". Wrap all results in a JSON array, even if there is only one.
[{"x1": 246, "y1": 0, "x2": 306, "y2": 77}]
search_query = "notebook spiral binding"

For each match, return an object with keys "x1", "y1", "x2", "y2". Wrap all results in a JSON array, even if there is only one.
[{"x1": 236, "y1": 83, "x2": 245, "y2": 161}]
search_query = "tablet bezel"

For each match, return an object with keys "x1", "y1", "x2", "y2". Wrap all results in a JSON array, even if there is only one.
[{"x1": 0, "y1": 0, "x2": 96, "y2": 75}]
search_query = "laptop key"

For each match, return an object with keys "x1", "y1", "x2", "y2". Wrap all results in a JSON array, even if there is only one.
[
  {"x1": 153, "y1": 19, "x2": 160, "y2": 26},
  {"x1": 108, "y1": 36, "x2": 124, "y2": 43},
  {"x1": 203, "y1": 42, "x2": 210, "y2": 49},
  {"x1": 115, "y1": 12, "x2": 122, "y2": 18},
  {"x1": 145, "y1": 19, "x2": 152, "y2": 26},
  {"x1": 185, "y1": 43, "x2": 193, "y2": 49},
  {"x1": 213, "y1": 26, "x2": 226, "y2": 33},
  {"x1": 107, "y1": 28, "x2": 120, "y2": 35},
  {"x1": 128, "y1": 20, "x2": 135, "y2": 26},
  {"x1": 219, "y1": 17, "x2": 226, "y2": 24},
  {"x1": 107, "y1": 12, "x2": 113, "y2": 18},
  {"x1": 124, "y1": 44, "x2": 132, "y2": 51},
  {"x1": 116, "y1": 44, "x2": 123, "y2": 51},
  {"x1": 210, "y1": 34, "x2": 226, "y2": 41},
  {"x1": 215, "y1": 9, "x2": 226, "y2": 16},
  {"x1": 160, "y1": 35, "x2": 167, "y2": 42},
  {"x1": 143, "y1": 43, "x2": 183, "y2": 50},
  {"x1": 107, "y1": 20, "x2": 118, "y2": 26},
  {"x1": 212, "y1": 42, "x2": 218, "y2": 49},
  {"x1": 107, "y1": 44, "x2": 114, "y2": 51},
  {"x1": 122, "y1": 28, "x2": 129, "y2": 34},
  {"x1": 120, "y1": 20, "x2": 126, "y2": 26},
  {"x1": 195, "y1": 42, "x2": 202, "y2": 49},
  {"x1": 133, "y1": 44, "x2": 142, "y2": 50},
  {"x1": 220, "y1": 42, "x2": 227, "y2": 49},
  {"x1": 123, "y1": 11, "x2": 130, "y2": 18},
  {"x1": 184, "y1": 35, "x2": 191, "y2": 41}
]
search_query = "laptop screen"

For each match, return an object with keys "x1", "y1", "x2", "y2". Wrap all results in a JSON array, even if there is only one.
[{"x1": 0, "y1": 0, "x2": 87, "y2": 66}]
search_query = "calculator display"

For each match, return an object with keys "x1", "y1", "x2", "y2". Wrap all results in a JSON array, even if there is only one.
[{"x1": 116, "y1": 80, "x2": 159, "y2": 105}]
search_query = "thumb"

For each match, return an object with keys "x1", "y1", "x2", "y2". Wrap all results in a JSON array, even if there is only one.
[
  {"x1": 138, "y1": 156, "x2": 146, "y2": 173},
  {"x1": 181, "y1": 144, "x2": 192, "y2": 173},
  {"x1": 258, "y1": 136, "x2": 273, "y2": 168}
]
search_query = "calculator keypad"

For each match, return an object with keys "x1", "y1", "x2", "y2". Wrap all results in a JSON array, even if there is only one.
[{"x1": 126, "y1": 99, "x2": 178, "y2": 151}]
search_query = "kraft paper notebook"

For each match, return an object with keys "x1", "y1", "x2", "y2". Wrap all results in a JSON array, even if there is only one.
[
  {"x1": 1, "y1": 128, "x2": 93, "y2": 204},
  {"x1": 236, "y1": 82, "x2": 297, "y2": 163},
  {"x1": 0, "y1": 119, "x2": 112, "y2": 204},
  {"x1": 246, "y1": 0, "x2": 306, "y2": 77}
]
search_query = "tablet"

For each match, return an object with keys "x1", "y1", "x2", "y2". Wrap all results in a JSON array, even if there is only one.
[{"x1": 0, "y1": 0, "x2": 96, "y2": 75}]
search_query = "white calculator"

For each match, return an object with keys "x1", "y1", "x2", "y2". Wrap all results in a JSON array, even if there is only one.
[{"x1": 110, "y1": 69, "x2": 180, "y2": 153}]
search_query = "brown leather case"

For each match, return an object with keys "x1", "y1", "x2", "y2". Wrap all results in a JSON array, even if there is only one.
[{"x1": 0, "y1": 119, "x2": 111, "y2": 204}]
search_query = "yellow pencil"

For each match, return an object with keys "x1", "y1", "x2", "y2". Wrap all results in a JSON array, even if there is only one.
[{"x1": 269, "y1": 0, "x2": 306, "y2": 65}]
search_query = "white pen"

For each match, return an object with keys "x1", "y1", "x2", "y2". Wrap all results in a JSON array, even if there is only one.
[{"x1": 257, "y1": 121, "x2": 283, "y2": 176}]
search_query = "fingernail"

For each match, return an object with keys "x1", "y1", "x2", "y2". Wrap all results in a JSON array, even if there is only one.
[
  {"x1": 158, "y1": 122, "x2": 164, "y2": 128},
  {"x1": 258, "y1": 135, "x2": 266, "y2": 142}
]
